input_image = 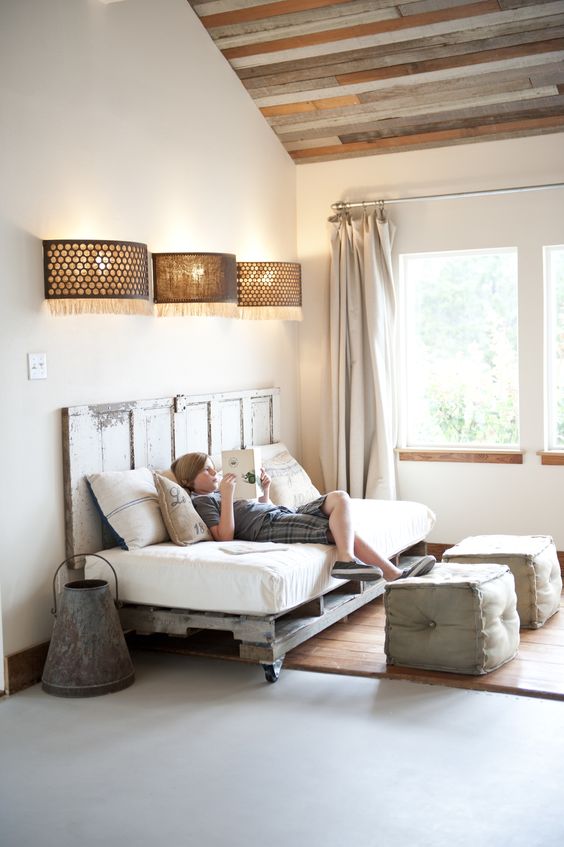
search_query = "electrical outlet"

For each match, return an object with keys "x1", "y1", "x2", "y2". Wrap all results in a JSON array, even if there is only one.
[{"x1": 28, "y1": 352, "x2": 47, "y2": 380}]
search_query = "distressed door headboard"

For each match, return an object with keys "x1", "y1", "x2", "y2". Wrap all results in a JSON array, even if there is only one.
[{"x1": 62, "y1": 387, "x2": 280, "y2": 557}]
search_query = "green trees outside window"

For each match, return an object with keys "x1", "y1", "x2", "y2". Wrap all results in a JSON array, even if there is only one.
[{"x1": 400, "y1": 249, "x2": 519, "y2": 447}]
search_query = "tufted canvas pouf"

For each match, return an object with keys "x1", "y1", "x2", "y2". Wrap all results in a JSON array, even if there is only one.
[
  {"x1": 384, "y1": 563, "x2": 520, "y2": 675},
  {"x1": 443, "y1": 535, "x2": 562, "y2": 629}
]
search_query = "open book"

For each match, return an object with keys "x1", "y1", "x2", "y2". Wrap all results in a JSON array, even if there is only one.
[{"x1": 221, "y1": 447, "x2": 262, "y2": 500}]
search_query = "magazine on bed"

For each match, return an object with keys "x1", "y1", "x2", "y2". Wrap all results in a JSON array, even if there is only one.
[
  {"x1": 219, "y1": 542, "x2": 289, "y2": 554},
  {"x1": 221, "y1": 447, "x2": 262, "y2": 500}
]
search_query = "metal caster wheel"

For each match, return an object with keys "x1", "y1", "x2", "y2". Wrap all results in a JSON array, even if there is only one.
[{"x1": 262, "y1": 658, "x2": 284, "y2": 683}]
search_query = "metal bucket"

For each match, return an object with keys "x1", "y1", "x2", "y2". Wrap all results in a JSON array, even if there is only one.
[{"x1": 42, "y1": 554, "x2": 135, "y2": 698}]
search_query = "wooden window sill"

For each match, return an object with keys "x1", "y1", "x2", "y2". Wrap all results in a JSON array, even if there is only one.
[
  {"x1": 397, "y1": 449, "x2": 523, "y2": 464},
  {"x1": 537, "y1": 452, "x2": 564, "y2": 466}
]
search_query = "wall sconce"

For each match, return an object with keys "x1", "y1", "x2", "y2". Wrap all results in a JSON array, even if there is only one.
[
  {"x1": 152, "y1": 252, "x2": 238, "y2": 317},
  {"x1": 237, "y1": 262, "x2": 302, "y2": 320},
  {"x1": 43, "y1": 239, "x2": 151, "y2": 314}
]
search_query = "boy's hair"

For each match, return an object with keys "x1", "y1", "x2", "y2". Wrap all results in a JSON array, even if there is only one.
[{"x1": 171, "y1": 452, "x2": 210, "y2": 491}]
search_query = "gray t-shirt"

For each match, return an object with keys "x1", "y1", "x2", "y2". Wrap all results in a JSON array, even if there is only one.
[{"x1": 191, "y1": 492, "x2": 287, "y2": 541}]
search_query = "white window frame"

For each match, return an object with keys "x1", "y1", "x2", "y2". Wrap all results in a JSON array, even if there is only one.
[
  {"x1": 399, "y1": 247, "x2": 520, "y2": 450},
  {"x1": 544, "y1": 245, "x2": 564, "y2": 451}
]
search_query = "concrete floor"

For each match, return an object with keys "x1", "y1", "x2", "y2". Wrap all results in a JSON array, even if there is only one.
[{"x1": 1, "y1": 650, "x2": 563, "y2": 847}]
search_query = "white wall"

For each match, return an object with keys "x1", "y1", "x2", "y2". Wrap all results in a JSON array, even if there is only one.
[
  {"x1": 297, "y1": 134, "x2": 564, "y2": 548},
  {"x1": 0, "y1": 0, "x2": 298, "y2": 675}
]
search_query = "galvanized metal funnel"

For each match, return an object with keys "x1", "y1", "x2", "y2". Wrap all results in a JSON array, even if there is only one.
[{"x1": 42, "y1": 555, "x2": 135, "y2": 698}]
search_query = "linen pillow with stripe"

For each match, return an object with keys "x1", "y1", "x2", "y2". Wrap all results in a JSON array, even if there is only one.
[{"x1": 87, "y1": 467, "x2": 169, "y2": 550}]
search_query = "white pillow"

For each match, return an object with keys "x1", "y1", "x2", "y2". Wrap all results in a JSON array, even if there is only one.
[
  {"x1": 154, "y1": 472, "x2": 212, "y2": 546},
  {"x1": 87, "y1": 468, "x2": 169, "y2": 550},
  {"x1": 260, "y1": 443, "x2": 321, "y2": 509}
]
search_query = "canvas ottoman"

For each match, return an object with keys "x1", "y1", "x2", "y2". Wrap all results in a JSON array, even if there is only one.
[
  {"x1": 443, "y1": 535, "x2": 562, "y2": 629},
  {"x1": 384, "y1": 563, "x2": 519, "y2": 675}
]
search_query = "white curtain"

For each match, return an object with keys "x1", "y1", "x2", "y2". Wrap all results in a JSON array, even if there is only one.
[{"x1": 321, "y1": 208, "x2": 398, "y2": 500}]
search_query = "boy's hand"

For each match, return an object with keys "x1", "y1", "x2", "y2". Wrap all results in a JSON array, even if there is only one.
[
  {"x1": 258, "y1": 468, "x2": 272, "y2": 504},
  {"x1": 219, "y1": 473, "x2": 237, "y2": 498}
]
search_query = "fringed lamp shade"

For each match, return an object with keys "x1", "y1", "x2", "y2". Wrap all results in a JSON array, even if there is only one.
[
  {"x1": 237, "y1": 262, "x2": 302, "y2": 320},
  {"x1": 153, "y1": 252, "x2": 238, "y2": 317},
  {"x1": 43, "y1": 239, "x2": 150, "y2": 314}
]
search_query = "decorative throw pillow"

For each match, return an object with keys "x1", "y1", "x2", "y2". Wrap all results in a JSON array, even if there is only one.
[
  {"x1": 153, "y1": 473, "x2": 212, "y2": 546},
  {"x1": 87, "y1": 467, "x2": 169, "y2": 550},
  {"x1": 261, "y1": 444, "x2": 321, "y2": 509}
]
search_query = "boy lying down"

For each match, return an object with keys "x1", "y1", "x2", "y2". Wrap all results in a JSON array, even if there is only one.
[{"x1": 171, "y1": 452, "x2": 435, "y2": 582}]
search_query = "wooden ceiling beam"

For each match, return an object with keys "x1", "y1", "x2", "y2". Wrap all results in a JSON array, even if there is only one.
[
  {"x1": 222, "y1": 1, "x2": 500, "y2": 59},
  {"x1": 198, "y1": 0, "x2": 360, "y2": 29},
  {"x1": 202, "y1": 1, "x2": 514, "y2": 42},
  {"x1": 240, "y1": 25, "x2": 564, "y2": 92},
  {"x1": 271, "y1": 83, "x2": 557, "y2": 134},
  {"x1": 289, "y1": 114, "x2": 564, "y2": 161},
  {"x1": 202, "y1": 1, "x2": 395, "y2": 38},
  {"x1": 252, "y1": 37, "x2": 564, "y2": 108},
  {"x1": 497, "y1": 0, "x2": 555, "y2": 9},
  {"x1": 336, "y1": 96, "x2": 564, "y2": 143},
  {"x1": 261, "y1": 94, "x2": 362, "y2": 115},
  {"x1": 260, "y1": 87, "x2": 548, "y2": 120},
  {"x1": 228, "y1": 6, "x2": 564, "y2": 70},
  {"x1": 530, "y1": 59, "x2": 564, "y2": 84},
  {"x1": 268, "y1": 67, "x2": 559, "y2": 129},
  {"x1": 335, "y1": 36, "x2": 564, "y2": 84},
  {"x1": 258, "y1": 49, "x2": 563, "y2": 113},
  {"x1": 235, "y1": 15, "x2": 564, "y2": 79},
  {"x1": 281, "y1": 98, "x2": 564, "y2": 146}
]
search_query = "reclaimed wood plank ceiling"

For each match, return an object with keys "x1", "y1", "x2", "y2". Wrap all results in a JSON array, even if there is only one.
[{"x1": 187, "y1": 0, "x2": 564, "y2": 163}]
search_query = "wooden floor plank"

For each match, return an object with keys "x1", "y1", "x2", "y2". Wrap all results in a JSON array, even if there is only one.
[{"x1": 129, "y1": 592, "x2": 564, "y2": 701}]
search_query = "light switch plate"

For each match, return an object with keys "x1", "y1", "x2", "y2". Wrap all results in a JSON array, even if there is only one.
[{"x1": 28, "y1": 352, "x2": 47, "y2": 380}]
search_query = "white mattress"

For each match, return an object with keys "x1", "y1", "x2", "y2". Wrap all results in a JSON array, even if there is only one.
[{"x1": 89, "y1": 499, "x2": 435, "y2": 616}]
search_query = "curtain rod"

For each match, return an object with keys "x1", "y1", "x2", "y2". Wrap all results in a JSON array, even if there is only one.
[{"x1": 330, "y1": 182, "x2": 564, "y2": 212}]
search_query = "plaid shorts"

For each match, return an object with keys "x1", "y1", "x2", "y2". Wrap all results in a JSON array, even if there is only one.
[{"x1": 253, "y1": 496, "x2": 330, "y2": 545}]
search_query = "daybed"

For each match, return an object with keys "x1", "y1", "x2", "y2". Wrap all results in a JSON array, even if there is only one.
[{"x1": 62, "y1": 388, "x2": 435, "y2": 681}]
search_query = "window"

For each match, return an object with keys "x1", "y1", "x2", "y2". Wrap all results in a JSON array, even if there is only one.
[
  {"x1": 545, "y1": 245, "x2": 564, "y2": 450},
  {"x1": 400, "y1": 248, "x2": 519, "y2": 448}
]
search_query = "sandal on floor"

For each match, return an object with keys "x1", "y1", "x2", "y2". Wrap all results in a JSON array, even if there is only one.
[{"x1": 398, "y1": 555, "x2": 436, "y2": 579}]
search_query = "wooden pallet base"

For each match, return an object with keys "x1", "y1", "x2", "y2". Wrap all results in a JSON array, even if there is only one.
[{"x1": 121, "y1": 578, "x2": 387, "y2": 678}]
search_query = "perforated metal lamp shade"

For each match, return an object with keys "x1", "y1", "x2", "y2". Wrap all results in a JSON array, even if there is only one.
[
  {"x1": 237, "y1": 261, "x2": 302, "y2": 320},
  {"x1": 152, "y1": 252, "x2": 238, "y2": 317},
  {"x1": 43, "y1": 239, "x2": 151, "y2": 314}
]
